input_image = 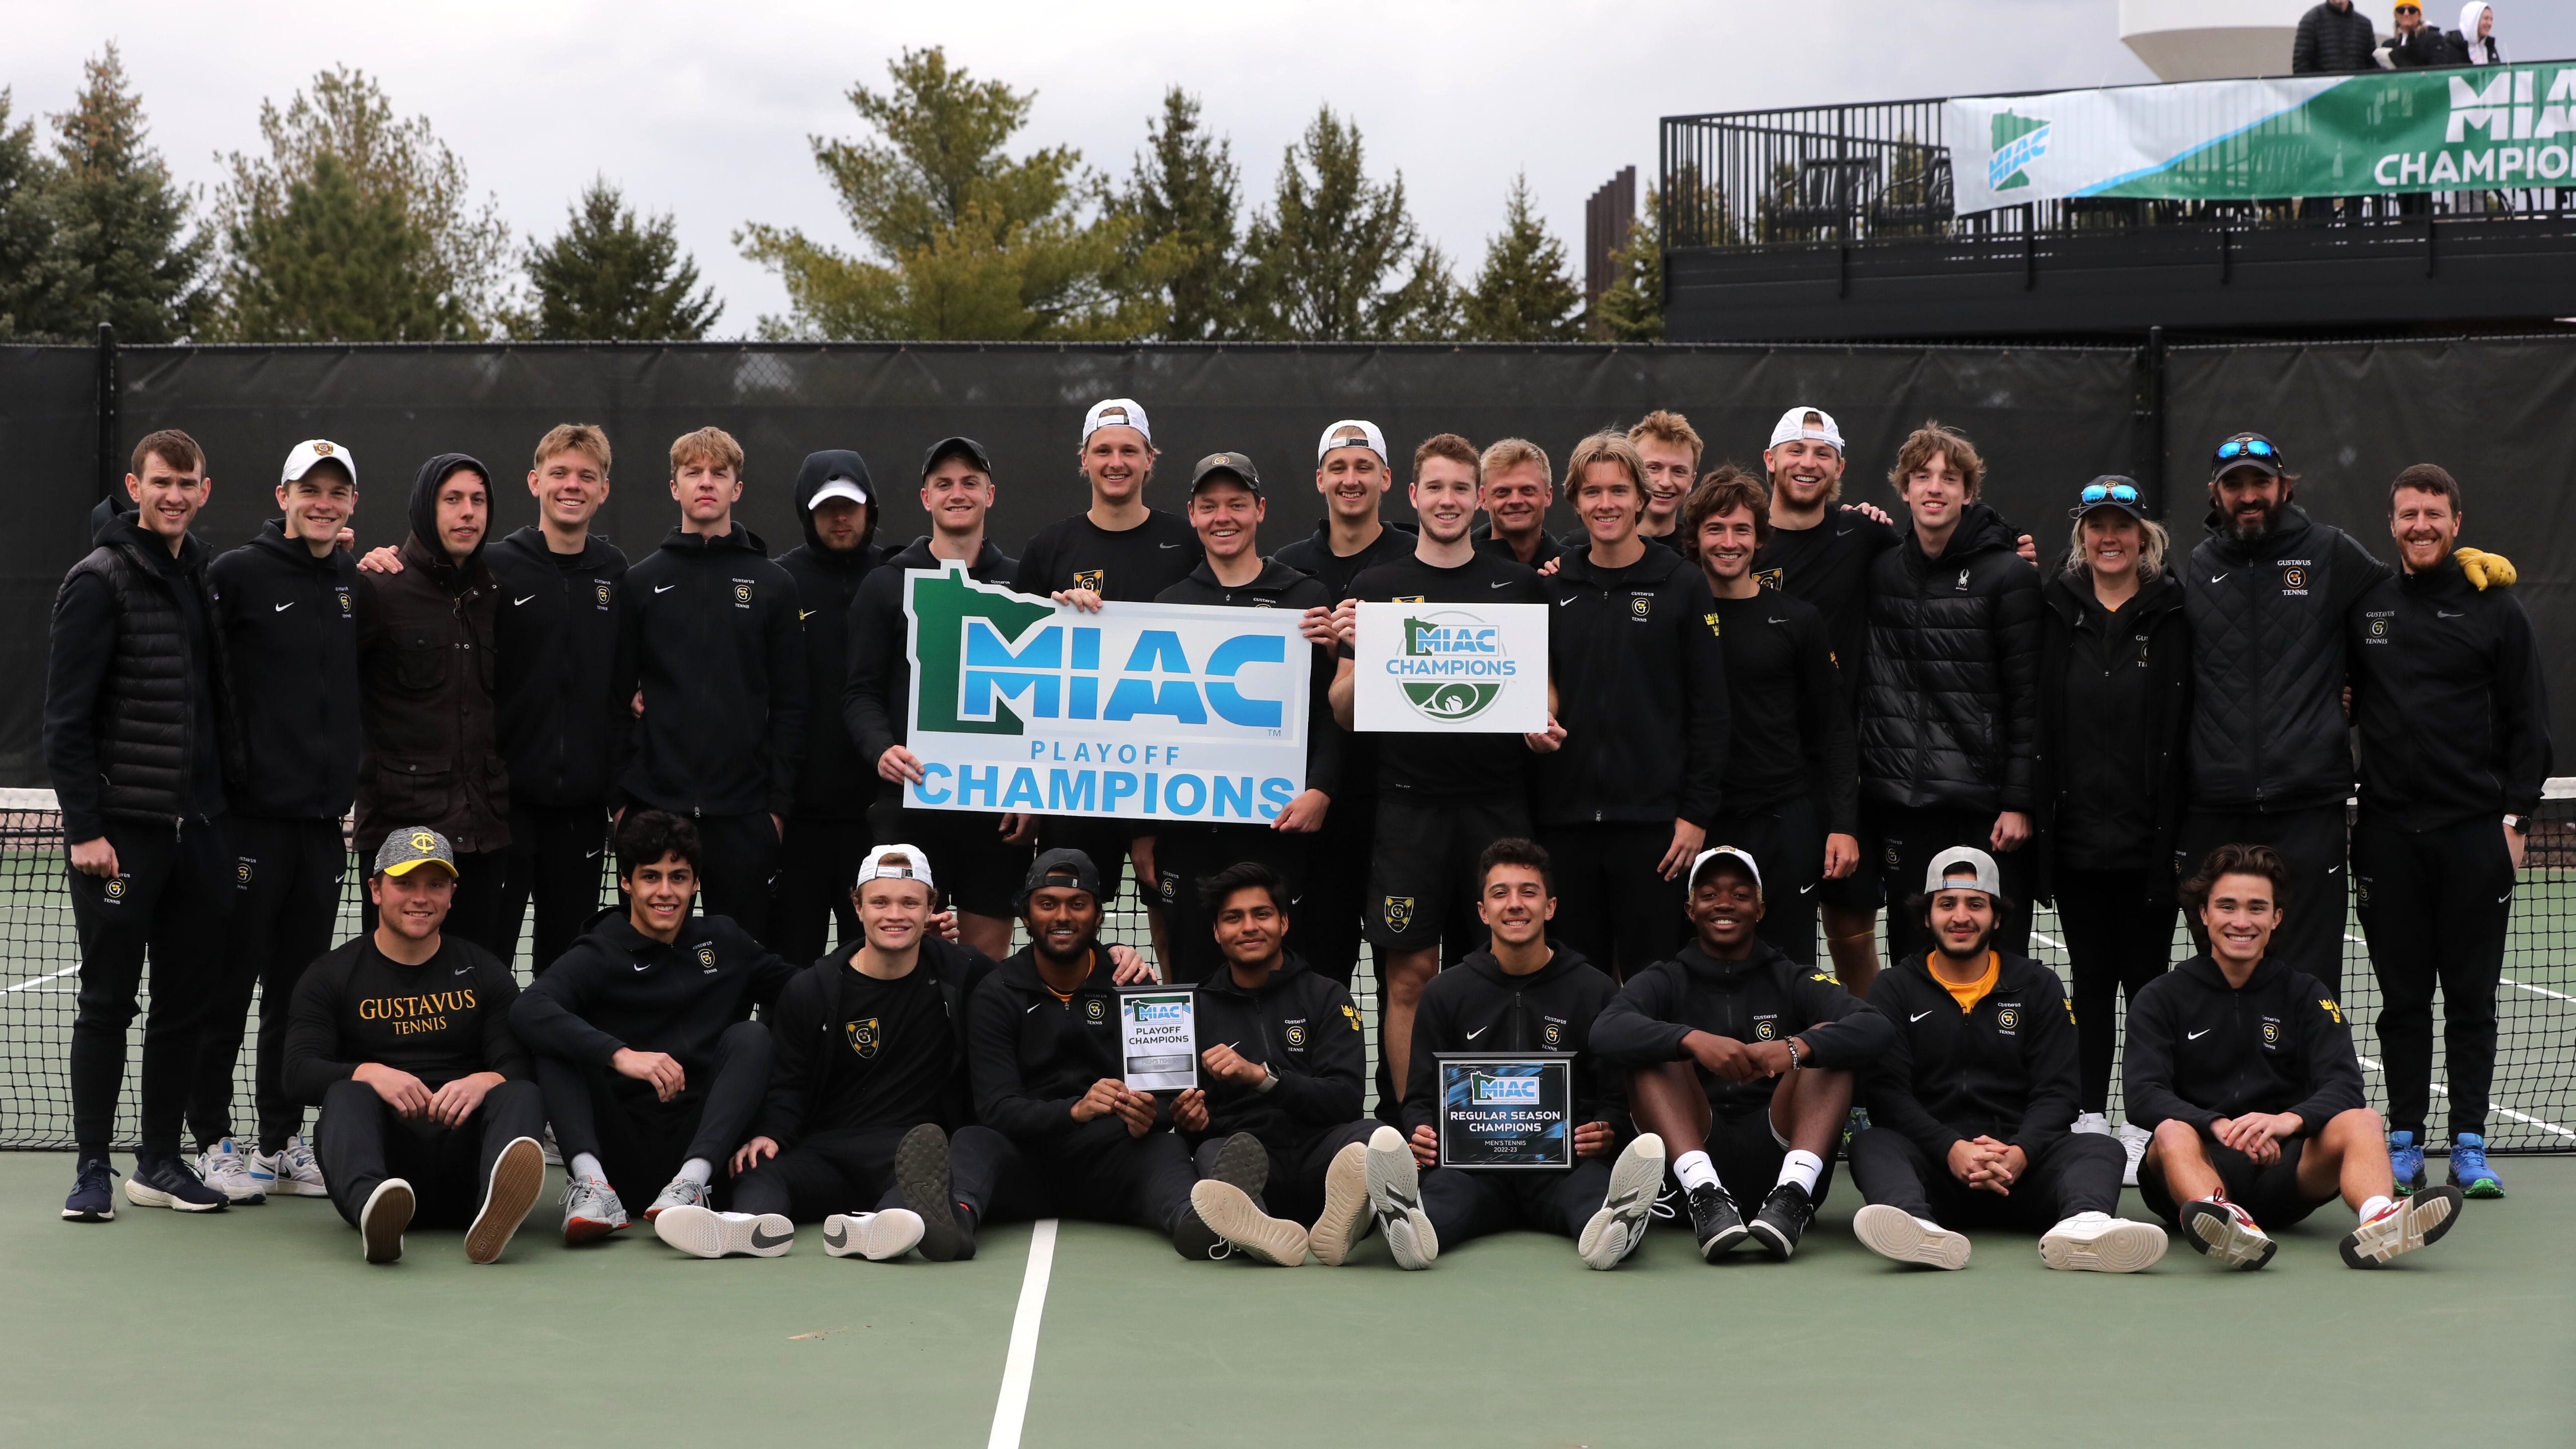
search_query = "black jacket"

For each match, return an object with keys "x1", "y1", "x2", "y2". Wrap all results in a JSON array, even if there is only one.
[
  {"x1": 1400, "y1": 945, "x2": 1627, "y2": 1140},
  {"x1": 2182, "y1": 504, "x2": 2390, "y2": 813},
  {"x1": 1471, "y1": 520, "x2": 1565, "y2": 570},
  {"x1": 754, "y1": 937, "x2": 995, "y2": 1148},
  {"x1": 208, "y1": 522, "x2": 361, "y2": 821},
  {"x1": 610, "y1": 523, "x2": 807, "y2": 819},
  {"x1": 843, "y1": 536, "x2": 1018, "y2": 771},
  {"x1": 45, "y1": 501, "x2": 229, "y2": 839},
  {"x1": 1708, "y1": 590, "x2": 1856, "y2": 833},
  {"x1": 1155, "y1": 558, "x2": 1344, "y2": 801},
  {"x1": 2293, "y1": 1, "x2": 2382, "y2": 72},
  {"x1": 2387, "y1": 24, "x2": 2461, "y2": 66},
  {"x1": 2032, "y1": 571, "x2": 2192, "y2": 898},
  {"x1": 486, "y1": 526, "x2": 627, "y2": 810},
  {"x1": 1537, "y1": 545, "x2": 1730, "y2": 826},
  {"x1": 2349, "y1": 556, "x2": 2551, "y2": 831},
  {"x1": 1593, "y1": 941, "x2": 1895, "y2": 1118},
  {"x1": 1858, "y1": 505, "x2": 2042, "y2": 814},
  {"x1": 2122, "y1": 952, "x2": 2364, "y2": 1135},
  {"x1": 1862, "y1": 952, "x2": 2080, "y2": 1164},
  {"x1": 510, "y1": 911, "x2": 796, "y2": 1075},
  {"x1": 282, "y1": 934, "x2": 528, "y2": 1105},
  {"x1": 778, "y1": 456, "x2": 888, "y2": 820},
  {"x1": 1190, "y1": 954, "x2": 1366, "y2": 1149},
  {"x1": 1273, "y1": 518, "x2": 1416, "y2": 600},
  {"x1": 965, "y1": 945, "x2": 1150, "y2": 1152}
]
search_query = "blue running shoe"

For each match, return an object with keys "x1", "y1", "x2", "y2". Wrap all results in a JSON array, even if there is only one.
[
  {"x1": 62, "y1": 1155, "x2": 116, "y2": 1222},
  {"x1": 2447, "y1": 1134, "x2": 2504, "y2": 1199},
  {"x1": 2387, "y1": 1132, "x2": 2424, "y2": 1194}
]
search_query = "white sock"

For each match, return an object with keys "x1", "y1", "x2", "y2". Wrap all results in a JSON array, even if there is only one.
[
  {"x1": 2359, "y1": 1194, "x2": 2393, "y2": 1223},
  {"x1": 571, "y1": 1153, "x2": 605, "y2": 1182},
  {"x1": 1673, "y1": 1150, "x2": 1722, "y2": 1195},
  {"x1": 679, "y1": 1157, "x2": 715, "y2": 1187},
  {"x1": 1778, "y1": 1150, "x2": 1824, "y2": 1196}
]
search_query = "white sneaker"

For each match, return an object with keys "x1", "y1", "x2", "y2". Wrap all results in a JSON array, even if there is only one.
[
  {"x1": 1577, "y1": 1133, "x2": 1664, "y2": 1270},
  {"x1": 1308, "y1": 1141, "x2": 1375, "y2": 1266},
  {"x1": 646, "y1": 1174, "x2": 711, "y2": 1221},
  {"x1": 2070, "y1": 1111, "x2": 2112, "y2": 1136},
  {"x1": 2340, "y1": 1184, "x2": 2463, "y2": 1269},
  {"x1": 1363, "y1": 1126, "x2": 1437, "y2": 1270},
  {"x1": 1853, "y1": 1203, "x2": 1972, "y2": 1269},
  {"x1": 822, "y1": 1209, "x2": 926, "y2": 1261},
  {"x1": 2116, "y1": 1122, "x2": 2152, "y2": 1188},
  {"x1": 250, "y1": 1135, "x2": 329, "y2": 1197},
  {"x1": 195, "y1": 1139, "x2": 267, "y2": 1205},
  {"x1": 2039, "y1": 1211, "x2": 2168, "y2": 1272},
  {"x1": 655, "y1": 1205, "x2": 795, "y2": 1259},
  {"x1": 1190, "y1": 1180, "x2": 1310, "y2": 1266},
  {"x1": 2181, "y1": 1196, "x2": 2276, "y2": 1270},
  {"x1": 359, "y1": 1178, "x2": 413, "y2": 1265}
]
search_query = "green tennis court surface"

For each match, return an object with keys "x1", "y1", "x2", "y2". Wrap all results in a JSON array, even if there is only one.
[{"x1": 4, "y1": 1152, "x2": 2568, "y2": 1448}]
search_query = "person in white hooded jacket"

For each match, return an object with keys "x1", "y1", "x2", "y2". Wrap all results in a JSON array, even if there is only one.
[{"x1": 2451, "y1": 3, "x2": 2506, "y2": 64}]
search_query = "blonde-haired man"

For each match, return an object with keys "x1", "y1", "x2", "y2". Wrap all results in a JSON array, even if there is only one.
[{"x1": 1627, "y1": 410, "x2": 1703, "y2": 547}]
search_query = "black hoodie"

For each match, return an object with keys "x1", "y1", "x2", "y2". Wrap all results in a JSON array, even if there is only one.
[
  {"x1": 208, "y1": 520, "x2": 362, "y2": 820},
  {"x1": 2121, "y1": 952, "x2": 2364, "y2": 1136},
  {"x1": 1858, "y1": 502, "x2": 2042, "y2": 813},
  {"x1": 1592, "y1": 940, "x2": 1895, "y2": 1118},
  {"x1": 1863, "y1": 951, "x2": 2080, "y2": 1164},
  {"x1": 1399, "y1": 944, "x2": 1628, "y2": 1140},
  {"x1": 609, "y1": 522, "x2": 807, "y2": 819},
  {"x1": 1273, "y1": 518, "x2": 1416, "y2": 601},
  {"x1": 2348, "y1": 555, "x2": 2551, "y2": 831},
  {"x1": 842, "y1": 535, "x2": 1019, "y2": 772},
  {"x1": 776, "y1": 452, "x2": 888, "y2": 820},
  {"x1": 510, "y1": 910, "x2": 797, "y2": 1076},
  {"x1": 1190, "y1": 953, "x2": 1366, "y2": 1149},
  {"x1": 964, "y1": 943, "x2": 1151, "y2": 1152},
  {"x1": 1154, "y1": 558, "x2": 1344, "y2": 800},
  {"x1": 486, "y1": 526, "x2": 627, "y2": 810},
  {"x1": 2033, "y1": 570, "x2": 2192, "y2": 891},
  {"x1": 1537, "y1": 543, "x2": 1730, "y2": 826},
  {"x1": 753, "y1": 936, "x2": 996, "y2": 1149}
]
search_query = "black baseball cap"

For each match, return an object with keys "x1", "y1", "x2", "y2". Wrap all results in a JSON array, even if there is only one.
[
  {"x1": 1189, "y1": 451, "x2": 1261, "y2": 496},
  {"x1": 922, "y1": 436, "x2": 995, "y2": 478},
  {"x1": 2210, "y1": 432, "x2": 2286, "y2": 479},
  {"x1": 1016, "y1": 847, "x2": 1101, "y2": 910}
]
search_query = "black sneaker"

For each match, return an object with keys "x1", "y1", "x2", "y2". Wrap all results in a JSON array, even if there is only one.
[
  {"x1": 1687, "y1": 1183, "x2": 1749, "y2": 1260},
  {"x1": 62, "y1": 1156, "x2": 117, "y2": 1222},
  {"x1": 1173, "y1": 1132, "x2": 1268, "y2": 1261},
  {"x1": 123, "y1": 1153, "x2": 227, "y2": 1213},
  {"x1": 896, "y1": 1123, "x2": 970, "y2": 1262},
  {"x1": 1748, "y1": 1181, "x2": 1815, "y2": 1261}
]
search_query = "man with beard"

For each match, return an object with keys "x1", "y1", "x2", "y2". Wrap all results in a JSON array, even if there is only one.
[{"x1": 773, "y1": 450, "x2": 886, "y2": 962}]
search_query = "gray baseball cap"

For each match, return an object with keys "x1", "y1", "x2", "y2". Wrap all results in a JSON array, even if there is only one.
[
  {"x1": 374, "y1": 826, "x2": 457, "y2": 878},
  {"x1": 1923, "y1": 845, "x2": 2001, "y2": 897}
]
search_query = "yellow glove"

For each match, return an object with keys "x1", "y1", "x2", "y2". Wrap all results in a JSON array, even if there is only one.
[{"x1": 2455, "y1": 547, "x2": 2516, "y2": 590}]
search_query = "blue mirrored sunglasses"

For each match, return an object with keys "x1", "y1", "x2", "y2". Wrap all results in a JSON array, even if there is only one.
[
  {"x1": 2214, "y1": 438, "x2": 2277, "y2": 460},
  {"x1": 2080, "y1": 481, "x2": 2140, "y2": 506}
]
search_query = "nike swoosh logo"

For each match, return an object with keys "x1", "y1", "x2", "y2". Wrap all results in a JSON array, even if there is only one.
[
  {"x1": 2438, "y1": 610, "x2": 2464, "y2": 618},
  {"x1": 1465, "y1": 1026, "x2": 1489, "y2": 1040},
  {"x1": 1798, "y1": 883, "x2": 1817, "y2": 896},
  {"x1": 1909, "y1": 1010, "x2": 1935, "y2": 1022},
  {"x1": 2209, "y1": 573, "x2": 2228, "y2": 584},
  {"x1": 272, "y1": 602, "x2": 292, "y2": 612},
  {"x1": 1160, "y1": 542, "x2": 1182, "y2": 549},
  {"x1": 1768, "y1": 616, "x2": 1789, "y2": 625},
  {"x1": 1557, "y1": 597, "x2": 1577, "y2": 607},
  {"x1": 799, "y1": 610, "x2": 815, "y2": 620},
  {"x1": 1026, "y1": 1003, "x2": 1041, "y2": 1013},
  {"x1": 654, "y1": 584, "x2": 676, "y2": 593},
  {"x1": 750, "y1": 1226, "x2": 792, "y2": 1249},
  {"x1": 2327, "y1": 865, "x2": 2343, "y2": 875},
  {"x1": 633, "y1": 962, "x2": 652, "y2": 972},
  {"x1": 1490, "y1": 582, "x2": 1512, "y2": 589},
  {"x1": 454, "y1": 966, "x2": 472, "y2": 976},
  {"x1": 2188, "y1": 1029, "x2": 2211, "y2": 1039},
  {"x1": 513, "y1": 595, "x2": 536, "y2": 606},
  {"x1": 585, "y1": 848, "x2": 602, "y2": 858},
  {"x1": 822, "y1": 1222, "x2": 847, "y2": 1250}
]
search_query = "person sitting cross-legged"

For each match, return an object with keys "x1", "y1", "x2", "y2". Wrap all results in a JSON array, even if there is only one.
[{"x1": 1849, "y1": 846, "x2": 2167, "y2": 1272}]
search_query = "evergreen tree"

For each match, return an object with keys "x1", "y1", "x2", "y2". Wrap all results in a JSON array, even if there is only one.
[
  {"x1": 514, "y1": 179, "x2": 719, "y2": 340},
  {"x1": 1590, "y1": 185, "x2": 1664, "y2": 343},
  {"x1": 0, "y1": 91, "x2": 60, "y2": 339},
  {"x1": 224, "y1": 151, "x2": 466, "y2": 342},
  {"x1": 35, "y1": 46, "x2": 210, "y2": 342},
  {"x1": 738, "y1": 47, "x2": 1142, "y2": 340},
  {"x1": 1462, "y1": 173, "x2": 1582, "y2": 342},
  {"x1": 1238, "y1": 107, "x2": 1456, "y2": 342},
  {"x1": 1109, "y1": 87, "x2": 1240, "y2": 341}
]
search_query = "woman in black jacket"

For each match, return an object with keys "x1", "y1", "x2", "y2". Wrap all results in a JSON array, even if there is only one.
[{"x1": 2030, "y1": 477, "x2": 2190, "y2": 1178}]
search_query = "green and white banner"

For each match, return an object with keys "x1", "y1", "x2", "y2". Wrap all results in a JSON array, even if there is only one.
[{"x1": 1947, "y1": 64, "x2": 2576, "y2": 213}]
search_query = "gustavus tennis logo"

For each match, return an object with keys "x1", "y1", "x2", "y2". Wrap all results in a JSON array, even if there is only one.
[
  {"x1": 1084, "y1": 997, "x2": 1107, "y2": 1022},
  {"x1": 596, "y1": 581, "x2": 613, "y2": 608},
  {"x1": 732, "y1": 581, "x2": 755, "y2": 607},
  {"x1": 1285, "y1": 1021, "x2": 1308, "y2": 1049},
  {"x1": 1073, "y1": 569, "x2": 1105, "y2": 594},
  {"x1": 103, "y1": 877, "x2": 126, "y2": 901},
  {"x1": 1541, "y1": 1020, "x2": 1566, "y2": 1049},
  {"x1": 845, "y1": 1018, "x2": 881, "y2": 1060},
  {"x1": 1383, "y1": 896, "x2": 1416, "y2": 932},
  {"x1": 694, "y1": 943, "x2": 718, "y2": 973},
  {"x1": 236, "y1": 859, "x2": 255, "y2": 887},
  {"x1": 336, "y1": 588, "x2": 354, "y2": 617},
  {"x1": 1754, "y1": 567, "x2": 1784, "y2": 591},
  {"x1": 1995, "y1": 1006, "x2": 2021, "y2": 1032},
  {"x1": 1754, "y1": 1019, "x2": 1778, "y2": 1041},
  {"x1": 1629, "y1": 595, "x2": 1652, "y2": 620},
  {"x1": 2261, "y1": 1018, "x2": 2283, "y2": 1046}
]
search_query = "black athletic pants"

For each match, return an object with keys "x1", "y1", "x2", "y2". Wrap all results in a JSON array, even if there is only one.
[
  {"x1": 965, "y1": 1125, "x2": 1196, "y2": 1235},
  {"x1": 2354, "y1": 812, "x2": 2515, "y2": 1140},
  {"x1": 2178, "y1": 804, "x2": 2348, "y2": 997},
  {"x1": 1155, "y1": 824, "x2": 1308, "y2": 986},
  {"x1": 1191, "y1": 1120, "x2": 1379, "y2": 1227},
  {"x1": 1538, "y1": 821, "x2": 1686, "y2": 984},
  {"x1": 2138, "y1": 1129, "x2": 2328, "y2": 1231},
  {"x1": 732, "y1": 1120, "x2": 1001, "y2": 1224},
  {"x1": 1848, "y1": 1125, "x2": 2123, "y2": 1228},
  {"x1": 313, "y1": 1077, "x2": 546, "y2": 1229},
  {"x1": 66, "y1": 816, "x2": 234, "y2": 1159},
  {"x1": 496, "y1": 801, "x2": 608, "y2": 974},
  {"x1": 1706, "y1": 793, "x2": 1828, "y2": 964},
  {"x1": 1419, "y1": 1159, "x2": 1612, "y2": 1247},
  {"x1": 360, "y1": 847, "x2": 508, "y2": 959},
  {"x1": 690, "y1": 812, "x2": 782, "y2": 948},
  {"x1": 189, "y1": 815, "x2": 344, "y2": 1152},
  {"x1": 1291, "y1": 782, "x2": 1375, "y2": 989},
  {"x1": 2051, "y1": 867, "x2": 2179, "y2": 1116},
  {"x1": 1870, "y1": 803, "x2": 2033, "y2": 965},
  {"x1": 536, "y1": 1019, "x2": 772, "y2": 1204},
  {"x1": 771, "y1": 816, "x2": 872, "y2": 967}
]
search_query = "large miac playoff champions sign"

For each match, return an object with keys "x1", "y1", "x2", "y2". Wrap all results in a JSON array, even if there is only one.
[{"x1": 902, "y1": 567, "x2": 1311, "y2": 823}]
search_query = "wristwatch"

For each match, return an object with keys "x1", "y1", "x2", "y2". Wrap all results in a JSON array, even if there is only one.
[
  {"x1": 1252, "y1": 1062, "x2": 1281, "y2": 1094},
  {"x1": 2505, "y1": 814, "x2": 2530, "y2": 835}
]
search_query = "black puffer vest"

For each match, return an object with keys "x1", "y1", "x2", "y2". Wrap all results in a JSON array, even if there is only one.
[{"x1": 62, "y1": 526, "x2": 222, "y2": 824}]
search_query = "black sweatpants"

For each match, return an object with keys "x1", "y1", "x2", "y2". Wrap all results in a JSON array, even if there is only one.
[
  {"x1": 1539, "y1": 821, "x2": 1686, "y2": 984},
  {"x1": 1848, "y1": 1125, "x2": 2124, "y2": 1228},
  {"x1": 1871, "y1": 803, "x2": 2033, "y2": 966},
  {"x1": 313, "y1": 1077, "x2": 547, "y2": 1229},
  {"x1": 66, "y1": 815, "x2": 235, "y2": 1158},
  {"x1": 2178, "y1": 803, "x2": 2348, "y2": 997},
  {"x1": 1419, "y1": 1159, "x2": 1613, "y2": 1247},
  {"x1": 1191, "y1": 1120, "x2": 1379, "y2": 1227},
  {"x1": 1156, "y1": 824, "x2": 1309, "y2": 986},
  {"x1": 536, "y1": 1019, "x2": 772, "y2": 1204},
  {"x1": 189, "y1": 815, "x2": 345, "y2": 1152},
  {"x1": 967, "y1": 1125, "x2": 1196, "y2": 1235},
  {"x1": 692, "y1": 812, "x2": 782, "y2": 948},
  {"x1": 2138, "y1": 1128, "x2": 2329, "y2": 1231},
  {"x1": 770, "y1": 815, "x2": 871, "y2": 967},
  {"x1": 731, "y1": 1120, "x2": 1001, "y2": 1223},
  {"x1": 2354, "y1": 811, "x2": 2516, "y2": 1140},
  {"x1": 1291, "y1": 782, "x2": 1375, "y2": 989},
  {"x1": 2051, "y1": 867, "x2": 2179, "y2": 1116},
  {"x1": 361, "y1": 847, "x2": 508, "y2": 960},
  {"x1": 1706, "y1": 792, "x2": 1829, "y2": 965},
  {"x1": 496, "y1": 801, "x2": 608, "y2": 974}
]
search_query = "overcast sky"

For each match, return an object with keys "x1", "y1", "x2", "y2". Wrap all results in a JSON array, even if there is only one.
[{"x1": 9, "y1": 1, "x2": 2573, "y2": 335}]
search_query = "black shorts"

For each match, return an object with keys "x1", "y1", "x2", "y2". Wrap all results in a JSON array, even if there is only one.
[
  {"x1": 2138, "y1": 1128, "x2": 2331, "y2": 1231},
  {"x1": 1812, "y1": 862, "x2": 1882, "y2": 916},
  {"x1": 869, "y1": 791, "x2": 1031, "y2": 921},
  {"x1": 1364, "y1": 794, "x2": 1532, "y2": 952},
  {"x1": 1698, "y1": 1098, "x2": 1824, "y2": 1216}
]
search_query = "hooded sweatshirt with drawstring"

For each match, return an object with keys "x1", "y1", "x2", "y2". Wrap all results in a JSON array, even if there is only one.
[{"x1": 776, "y1": 450, "x2": 885, "y2": 821}]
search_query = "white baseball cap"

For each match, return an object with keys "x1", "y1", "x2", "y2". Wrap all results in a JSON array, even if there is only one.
[
  {"x1": 281, "y1": 439, "x2": 355, "y2": 486},
  {"x1": 1316, "y1": 419, "x2": 1387, "y2": 465},
  {"x1": 856, "y1": 843, "x2": 935, "y2": 892},
  {"x1": 1082, "y1": 398, "x2": 1152, "y2": 446},
  {"x1": 1923, "y1": 845, "x2": 2001, "y2": 897},
  {"x1": 1766, "y1": 406, "x2": 1844, "y2": 452},
  {"x1": 1688, "y1": 845, "x2": 1765, "y2": 898},
  {"x1": 810, "y1": 477, "x2": 871, "y2": 510}
]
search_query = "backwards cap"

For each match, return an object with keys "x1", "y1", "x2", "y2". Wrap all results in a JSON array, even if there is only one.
[
  {"x1": 1083, "y1": 398, "x2": 1152, "y2": 446},
  {"x1": 1316, "y1": 419, "x2": 1388, "y2": 465},
  {"x1": 1767, "y1": 406, "x2": 1845, "y2": 452},
  {"x1": 855, "y1": 842, "x2": 935, "y2": 892}
]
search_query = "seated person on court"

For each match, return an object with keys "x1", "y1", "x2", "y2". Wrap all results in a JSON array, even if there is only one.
[
  {"x1": 663, "y1": 844, "x2": 1001, "y2": 1262},
  {"x1": 961, "y1": 849, "x2": 1202, "y2": 1252},
  {"x1": 510, "y1": 810, "x2": 796, "y2": 1245},
  {"x1": 2126, "y1": 842, "x2": 2466, "y2": 1271},
  {"x1": 1592, "y1": 845, "x2": 1894, "y2": 1263},
  {"x1": 1165, "y1": 861, "x2": 1378, "y2": 1267},
  {"x1": 1848, "y1": 846, "x2": 2167, "y2": 1272},
  {"x1": 281, "y1": 827, "x2": 546, "y2": 1266},
  {"x1": 1356, "y1": 837, "x2": 1664, "y2": 1273}
]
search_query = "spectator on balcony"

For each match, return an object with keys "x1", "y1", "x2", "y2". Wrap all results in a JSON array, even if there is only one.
[
  {"x1": 2450, "y1": 3, "x2": 2505, "y2": 64},
  {"x1": 2384, "y1": 3, "x2": 2460, "y2": 66},
  {"x1": 2294, "y1": 0, "x2": 2383, "y2": 73}
]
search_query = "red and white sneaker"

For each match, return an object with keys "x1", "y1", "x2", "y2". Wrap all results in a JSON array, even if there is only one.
[
  {"x1": 2180, "y1": 1195, "x2": 2276, "y2": 1270},
  {"x1": 2341, "y1": 1185, "x2": 2464, "y2": 1269}
]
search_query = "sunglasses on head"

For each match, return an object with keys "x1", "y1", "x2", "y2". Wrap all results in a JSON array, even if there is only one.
[
  {"x1": 2081, "y1": 481, "x2": 2140, "y2": 506},
  {"x1": 2214, "y1": 438, "x2": 2277, "y2": 460}
]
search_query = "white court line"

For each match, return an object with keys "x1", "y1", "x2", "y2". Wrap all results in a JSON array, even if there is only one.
[
  {"x1": 2341, "y1": 931, "x2": 2574, "y2": 1002},
  {"x1": 2030, "y1": 932, "x2": 2063, "y2": 951},
  {"x1": 4, "y1": 965, "x2": 78, "y2": 993},
  {"x1": 2355, "y1": 1056, "x2": 2576, "y2": 1140},
  {"x1": 986, "y1": 1217, "x2": 1060, "y2": 1449}
]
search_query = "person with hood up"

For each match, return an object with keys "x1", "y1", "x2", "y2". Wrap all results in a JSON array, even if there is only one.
[
  {"x1": 2451, "y1": 2, "x2": 2505, "y2": 63},
  {"x1": 353, "y1": 450, "x2": 510, "y2": 955},
  {"x1": 1857, "y1": 421, "x2": 2042, "y2": 964},
  {"x1": 607, "y1": 426, "x2": 805, "y2": 948},
  {"x1": 772, "y1": 449, "x2": 886, "y2": 964}
]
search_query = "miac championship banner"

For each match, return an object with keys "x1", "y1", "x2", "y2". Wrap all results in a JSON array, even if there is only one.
[
  {"x1": 1947, "y1": 64, "x2": 2576, "y2": 212},
  {"x1": 900, "y1": 566, "x2": 1310, "y2": 823}
]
